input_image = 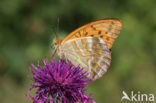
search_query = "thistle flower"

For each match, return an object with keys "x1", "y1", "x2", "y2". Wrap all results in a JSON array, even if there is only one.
[{"x1": 28, "y1": 59, "x2": 95, "y2": 103}]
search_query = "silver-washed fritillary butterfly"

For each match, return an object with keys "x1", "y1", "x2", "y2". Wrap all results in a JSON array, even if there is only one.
[{"x1": 53, "y1": 19, "x2": 122, "y2": 80}]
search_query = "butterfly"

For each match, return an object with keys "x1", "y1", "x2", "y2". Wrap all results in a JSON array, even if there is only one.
[{"x1": 53, "y1": 19, "x2": 122, "y2": 80}]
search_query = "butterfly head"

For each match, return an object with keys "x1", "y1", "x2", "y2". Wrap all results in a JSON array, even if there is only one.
[
  {"x1": 51, "y1": 37, "x2": 62, "y2": 57},
  {"x1": 53, "y1": 37, "x2": 62, "y2": 48}
]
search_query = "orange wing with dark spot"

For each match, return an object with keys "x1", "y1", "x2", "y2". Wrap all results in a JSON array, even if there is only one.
[{"x1": 62, "y1": 19, "x2": 122, "y2": 49}]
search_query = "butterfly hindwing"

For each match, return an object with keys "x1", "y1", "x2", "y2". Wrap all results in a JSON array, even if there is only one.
[{"x1": 60, "y1": 37, "x2": 111, "y2": 80}]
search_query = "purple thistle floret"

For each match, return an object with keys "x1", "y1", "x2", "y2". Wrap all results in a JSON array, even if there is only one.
[{"x1": 28, "y1": 59, "x2": 95, "y2": 103}]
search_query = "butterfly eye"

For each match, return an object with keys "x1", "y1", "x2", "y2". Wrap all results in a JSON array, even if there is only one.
[
  {"x1": 54, "y1": 43, "x2": 57, "y2": 45},
  {"x1": 52, "y1": 39, "x2": 57, "y2": 45}
]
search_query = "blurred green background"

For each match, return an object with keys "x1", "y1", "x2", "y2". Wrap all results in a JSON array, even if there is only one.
[{"x1": 0, "y1": 0, "x2": 156, "y2": 103}]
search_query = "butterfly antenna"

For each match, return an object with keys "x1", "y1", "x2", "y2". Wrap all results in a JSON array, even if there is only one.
[
  {"x1": 51, "y1": 25, "x2": 57, "y2": 37},
  {"x1": 57, "y1": 17, "x2": 60, "y2": 35},
  {"x1": 49, "y1": 18, "x2": 60, "y2": 59}
]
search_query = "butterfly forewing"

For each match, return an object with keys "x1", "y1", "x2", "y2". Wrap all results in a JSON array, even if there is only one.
[
  {"x1": 60, "y1": 37, "x2": 111, "y2": 80},
  {"x1": 62, "y1": 19, "x2": 122, "y2": 49}
]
